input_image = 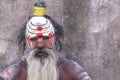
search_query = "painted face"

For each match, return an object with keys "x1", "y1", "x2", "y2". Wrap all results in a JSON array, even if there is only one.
[{"x1": 26, "y1": 16, "x2": 55, "y2": 49}]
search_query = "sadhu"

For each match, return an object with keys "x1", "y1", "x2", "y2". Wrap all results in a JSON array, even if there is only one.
[{"x1": 0, "y1": 1, "x2": 92, "y2": 80}]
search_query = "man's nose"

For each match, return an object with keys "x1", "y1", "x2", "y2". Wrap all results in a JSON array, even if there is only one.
[
  {"x1": 35, "y1": 39, "x2": 45, "y2": 48},
  {"x1": 36, "y1": 42, "x2": 45, "y2": 48}
]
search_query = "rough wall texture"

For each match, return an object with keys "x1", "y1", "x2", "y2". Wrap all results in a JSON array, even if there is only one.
[
  {"x1": 0, "y1": 0, "x2": 120, "y2": 80},
  {"x1": 0, "y1": 0, "x2": 33, "y2": 69}
]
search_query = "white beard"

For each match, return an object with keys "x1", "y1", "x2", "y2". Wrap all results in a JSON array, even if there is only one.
[{"x1": 25, "y1": 48, "x2": 58, "y2": 80}]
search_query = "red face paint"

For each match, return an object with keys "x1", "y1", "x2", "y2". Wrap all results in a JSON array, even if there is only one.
[
  {"x1": 1, "y1": 67, "x2": 10, "y2": 75},
  {"x1": 36, "y1": 33, "x2": 43, "y2": 39},
  {"x1": 27, "y1": 36, "x2": 31, "y2": 46},
  {"x1": 48, "y1": 33, "x2": 54, "y2": 43},
  {"x1": 37, "y1": 26, "x2": 42, "y2": 31}
]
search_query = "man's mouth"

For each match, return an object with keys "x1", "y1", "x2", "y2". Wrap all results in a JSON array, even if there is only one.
[{"x1": 34, "y1": 49, "x2": 49, "y2": 58}]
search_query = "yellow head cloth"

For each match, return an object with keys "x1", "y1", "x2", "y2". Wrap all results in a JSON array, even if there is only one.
[
  {"x1": 33, "y1": 1, "x2": 46, "y2": 16},
  {"x1": 33, "y1": 6, "x2": 46, "y2": 16}
]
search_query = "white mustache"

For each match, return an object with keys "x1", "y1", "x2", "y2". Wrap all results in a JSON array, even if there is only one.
[{"x1": 29, "y1": 48, "x2": 56, "y2": 59}]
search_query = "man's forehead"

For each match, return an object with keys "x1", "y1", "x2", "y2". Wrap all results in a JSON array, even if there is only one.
[
  {"x1": 29, "y1": 17, "x2": 47, "y2": 27},
  {"x1": 26, "y1": 16, "x2": 55, "y2": 38}
]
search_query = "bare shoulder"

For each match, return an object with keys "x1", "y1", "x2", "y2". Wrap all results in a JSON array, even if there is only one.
[
  {"x1": 59, "y1": 59, "x2": 84, "y2": 74},
  {"x1": 58, "y1": 59, "x2": 92, "y2": 80},
  {"x1": 0, "y1": 61, "x2": 27, "y2": 80}
]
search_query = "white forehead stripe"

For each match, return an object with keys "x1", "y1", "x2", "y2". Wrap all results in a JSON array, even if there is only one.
[
  {"x1": 26, "y1": 16, "x2": 54, "y2": 38},
  {"x1": 30, "y1": 17, "x2": 47, "y2": 26},
  {"x1": 28, "y1": 17, "x2": 48, "y2": 29}
]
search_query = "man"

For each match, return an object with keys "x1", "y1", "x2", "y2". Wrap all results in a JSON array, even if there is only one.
[{"x1": 0, "y1": 1, "x2": 92, "y2": 80}]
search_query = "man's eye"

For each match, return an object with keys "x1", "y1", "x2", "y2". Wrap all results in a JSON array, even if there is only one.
[
  {"x1": 30, "y1": 37, "x2": 37, "y2": 41},
  {"x1": 43, "y1": 36, "x2": 50, "y2": 40}
]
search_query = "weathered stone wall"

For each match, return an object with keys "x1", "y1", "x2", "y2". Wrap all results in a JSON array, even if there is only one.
[
  {"x1": 0, "y1": 0, "x2": 33, "y2": 69},
  {"x1": 0, "y1": 0, "x2": 120, "y2": 80}
]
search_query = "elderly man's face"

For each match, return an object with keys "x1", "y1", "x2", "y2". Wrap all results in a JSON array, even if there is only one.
[{"x1": 25, "y1": 16, "x2": 55, "y2": 50}]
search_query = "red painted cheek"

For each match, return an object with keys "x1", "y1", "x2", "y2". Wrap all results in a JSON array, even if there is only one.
[
  {"x1": 49, "y1": 37, "x2": 53, "y2": 43},
  {"x1": 27, "y1": 36, "x2": 31, "y2": 46},
  {"x1": 49, "y1": 33, "x2": 54, "y2": 43}
]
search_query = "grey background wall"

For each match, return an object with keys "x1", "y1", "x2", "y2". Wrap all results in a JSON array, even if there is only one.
[{"x1": 0, "y1": 0, "x2": 120, "y2": 80}]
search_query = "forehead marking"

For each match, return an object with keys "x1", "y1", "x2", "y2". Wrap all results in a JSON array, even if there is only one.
[
  {"x1": 37, "y1": 26, "x2": 42, "y2": 31},
  {"x1": 36, "y1": 33, "x2": 43, "y2": 39}
]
